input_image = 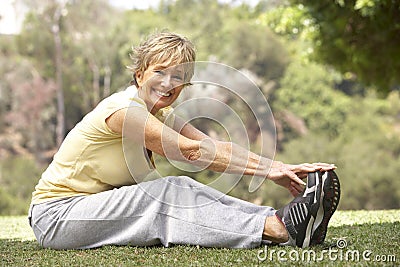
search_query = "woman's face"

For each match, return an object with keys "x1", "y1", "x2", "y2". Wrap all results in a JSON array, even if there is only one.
[{"x1": 136, "y1": 62, "x2": 186, "y2": 115}]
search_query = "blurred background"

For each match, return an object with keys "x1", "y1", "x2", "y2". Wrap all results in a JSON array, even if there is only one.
[{"x1": 0, "y1": 0, "x2": 399, "y2": 215}]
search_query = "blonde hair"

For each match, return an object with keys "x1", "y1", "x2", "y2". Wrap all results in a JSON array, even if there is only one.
[{"x1": 128, "y1": 32, "x2": 196, "y2": 87}]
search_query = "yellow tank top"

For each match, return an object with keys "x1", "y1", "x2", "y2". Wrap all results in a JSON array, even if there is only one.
[{"x1": 31, "y1": 86, "x2": 173, "y2": 204}]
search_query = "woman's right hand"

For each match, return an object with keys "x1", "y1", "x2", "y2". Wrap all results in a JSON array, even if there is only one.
[{"x1": 267, "y1": 161, "x2": 336, "y2": 197}]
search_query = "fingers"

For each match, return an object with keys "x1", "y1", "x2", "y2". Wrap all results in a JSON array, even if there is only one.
[
  {"x1": 291, "y1": 162, "x2": 336, "y2": 174},
  {"x1": 269, "y1": 161, "x2": 336, "y2": 196},
  {"x1": 291, "y1": 180, "x2": 304, "y2": 193},
  {"x1": 312, "y1": 162, "x2": 336, "y2": 171},
  {"x1": 298, "y1": 165, "x2": 316, "y2": 173},
  {"x1": 289, "y1": 181, "x2": 303, "y2": 197},
  {"x1": 289, "y1": 163, "x2": 316, "y2": 173},
  {"x1": 297, "y1": 172, "x2": 308, "y2": 179},
  {"x1": 284, "y1": 170, "x2": 306, "y2": 186},
  {"x1": 299, "y1": 163, "x2": 317, "y2": 170},
  {"x1": 289, "y1": 187, "x2": 298, "y2": 197}
]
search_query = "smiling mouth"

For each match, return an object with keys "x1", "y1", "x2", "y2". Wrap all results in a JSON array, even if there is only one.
[{"x1": 154, "y1": 89, "x2": 172, "y2": 97}]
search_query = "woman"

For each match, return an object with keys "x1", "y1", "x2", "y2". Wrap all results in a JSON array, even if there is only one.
[{"x1": 29, "y1": 32, "x2": 340, "y2": 250}]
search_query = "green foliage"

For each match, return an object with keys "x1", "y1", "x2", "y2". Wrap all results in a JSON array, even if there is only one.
[
  {"x1": 274, "y1": 60, "x2": 352, "y2": 137},
  {"x1": 260, "y1": 4, "x2": 317, "y2": 39},
  {"x1": 263, "y1": 0, "x2": 400, "y2": 94},
  {"x1": 276, "y1": 91, "x2": 400, "y2": 210},
  {"x1": 222, "y1": 22, "x2": 290, "y2": 82},
  {"x1": 16, "y1": 13, "x2": 55, "y2": 79},
  {"x1": 0, "y1": 157, "x2": 42, "y2": 215},
  {"x1": 1, "y1": 0, "x2": 400, "y2": 214},
  {"x1": 159, "y1": 0, "x2": 227, "y2": 59},
  {"x1": 0, "y1": 189, "x2": 18, "y2": 216}
]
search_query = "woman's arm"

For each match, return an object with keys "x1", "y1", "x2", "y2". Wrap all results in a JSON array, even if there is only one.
[
  {"x1": 107, "y1": 107, "x2": 335, "y2": 193},
  {"x1": 173, "y1": 115, "x2": 335, "y2": 189},
  {"x1": 170, "y1": 116, "x2": 292, "y2": 181},
  {"x1": 172, "y1": 115, "x2": 209, "y2": 141},
  {"x1": 106, "y1": 107, "x2": 201, "y2": 161},
  {"x1": 107, "y1": 107, "x2": 268, "y2": 173}
]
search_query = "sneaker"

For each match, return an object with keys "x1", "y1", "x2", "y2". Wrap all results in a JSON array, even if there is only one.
[
  {"x1": 275, "y1": 171, "x2": 323, "y2": 248},
  {"x1": 310, "y1": 170, "x2": 341, "y2": 245}
]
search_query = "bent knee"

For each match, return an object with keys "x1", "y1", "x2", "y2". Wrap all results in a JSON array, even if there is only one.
[{"x1": 165, "y1": 176, "x2": 201, "y2": 187}]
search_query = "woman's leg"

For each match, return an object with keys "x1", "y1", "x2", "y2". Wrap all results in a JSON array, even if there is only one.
[{"x1": 30, "y1": 176, "x2": 276, "y2": 250}]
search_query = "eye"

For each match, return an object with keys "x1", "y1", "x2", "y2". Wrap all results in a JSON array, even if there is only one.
[
  {"x1": 172, "y1": 75, "x2": 183, "y2": 81},
  {"x1": 153, "y1": 70, "x2": 165, "y2": 75}
]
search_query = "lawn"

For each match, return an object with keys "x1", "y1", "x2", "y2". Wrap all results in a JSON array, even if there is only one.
[{"x1": 0, "y1": 210, "x2": 399, "y2": 266}]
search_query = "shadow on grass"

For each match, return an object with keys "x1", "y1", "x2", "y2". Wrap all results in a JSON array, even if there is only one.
[{"x1": 0, "y1": 222, "x2": 398, "y2": 267}]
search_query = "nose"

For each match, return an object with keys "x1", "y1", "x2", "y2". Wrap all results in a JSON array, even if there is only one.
[{"x1": 160, "y1": 74, "x2": 173, "y2": 89}]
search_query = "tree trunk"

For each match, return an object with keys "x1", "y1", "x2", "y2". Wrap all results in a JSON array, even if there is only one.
[
  {"x1": 89, "y1": 60, "x2": 100, "y2": 106},
  {"x1": 103, "y1": 63, "x2": 111, "y2": 98},
  {"x1": 52, "y1": 8, "x2": 65, "y2": 148}
]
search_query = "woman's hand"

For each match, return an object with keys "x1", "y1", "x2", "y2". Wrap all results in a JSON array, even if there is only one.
[{"x1": 267, "y1": 161, "x2": 336, "y2": 197}]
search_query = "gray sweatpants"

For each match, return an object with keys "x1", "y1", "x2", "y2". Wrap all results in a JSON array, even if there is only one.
[{"x1": 29, "y1": 176, "x2": 275, "y2": 250}]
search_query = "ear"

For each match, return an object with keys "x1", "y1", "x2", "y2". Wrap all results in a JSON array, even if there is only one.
[{"x1": 135, "y1": 71, "x2": 144, "y2": 87}]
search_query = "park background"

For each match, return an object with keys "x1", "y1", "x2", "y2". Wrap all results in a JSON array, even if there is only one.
[{"x1": 0, "y1": 0, "x2": 399, "y2": 215}]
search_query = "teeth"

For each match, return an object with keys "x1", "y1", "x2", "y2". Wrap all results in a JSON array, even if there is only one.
[{"x1": 155, "y1": 90, "x2": 171, "y2": 97}]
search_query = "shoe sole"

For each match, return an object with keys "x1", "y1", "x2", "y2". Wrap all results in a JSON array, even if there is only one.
[
  {"x1": 310, "y1": 170, "x2": 341, "y2": 245},
  {"x1": 299, "y1": 171, "x2": 322, "y2": 248},
  {"x1": 311, "y1": 172, "x2": 325, "y2": 240}
]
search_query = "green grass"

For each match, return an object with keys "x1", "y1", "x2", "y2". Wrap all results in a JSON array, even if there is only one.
[{"x1": 1, "y1": 210, "x2": 399, "y2": 266}]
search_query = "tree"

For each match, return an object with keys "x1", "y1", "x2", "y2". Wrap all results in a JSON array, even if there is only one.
[
  {"x1": 18, "y1": 0, "x2": 125, "y2": 131},
  {"x1": 273, "y1": 60, "x2": 352, "y2": 141},
  {"x1": 0, "y1": 33, "x2": 56, "y2": 160},
  {"x1": 52, "y1": 2, "x2": 66, "y2": 148},
  {"x1": 19, "y1": 0, "x2": 68, "y2": 147},
  {"x1": 4, "y1": 66, "x2": 56, "y2": 158},
  {"x1": 276, "y1": 91, "x2": 400, "y2": 209},
  {"x1": 262, "y1": 0, "x2": 400, "y2": 94},
  {"x1": 64, "y1": 1, "x2": 123, "y2": 109},
  {"x1": 158, "y1": 0, "x2": 227, "y2": 60},
  {"x1": 223, "y1": 21, "x2": 290, "y2": 83}
]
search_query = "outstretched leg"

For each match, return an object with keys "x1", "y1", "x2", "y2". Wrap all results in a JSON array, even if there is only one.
[{"x1": 30, "y1": 176, "x2": 276, "y2": 249}]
